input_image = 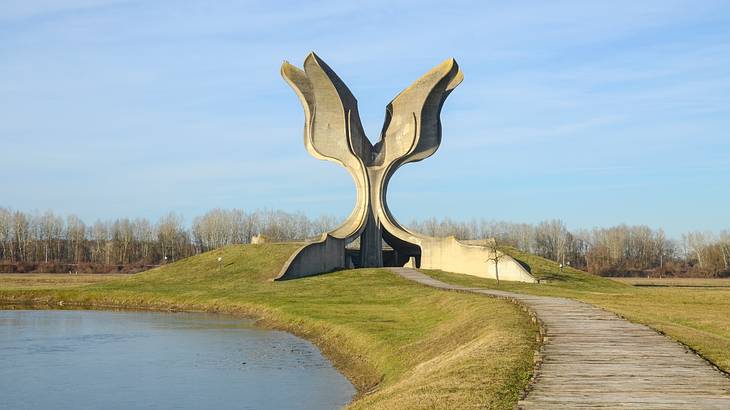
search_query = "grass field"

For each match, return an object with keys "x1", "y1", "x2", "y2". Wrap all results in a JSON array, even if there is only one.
[
  {"x1": 0, "y1": 244, "x2": 538, "y2": 410},
  {"x1": 425, "y1": 247, "x2": 730, "y2": 373},
  {"x1": 613, "y1": 277, "x2": 730, "y2": 287},
  {"x1": 0, "y1": 273, "x2": 129, "y2": 288}
]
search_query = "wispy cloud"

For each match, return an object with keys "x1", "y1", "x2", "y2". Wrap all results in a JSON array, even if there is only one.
[{"x1": 1, "y1": 0, "x2": 728, "y2": 235}]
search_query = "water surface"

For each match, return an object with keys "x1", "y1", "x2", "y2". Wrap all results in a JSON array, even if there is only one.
[{"x1": 0, "y1": 310, "x2": 354, "y2": 409}]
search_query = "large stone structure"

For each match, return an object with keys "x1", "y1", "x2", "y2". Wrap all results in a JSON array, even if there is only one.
[{"x1": 276, "y1": 53, "x2": 536, "y2": 283}]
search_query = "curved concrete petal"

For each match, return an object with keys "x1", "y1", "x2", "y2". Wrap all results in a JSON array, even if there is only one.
[{"x1": 281, "y1": 53, "x2": 369, "y2": 242}]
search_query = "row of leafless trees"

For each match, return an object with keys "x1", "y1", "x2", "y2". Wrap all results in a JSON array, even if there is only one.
[
  {"x1": 0, "y1": 209, "x2": 193, "y2": 270},
  {"x1": 190, "y1": 208, "x2": 337, "y2": 250},
  {"x1": 1, "y1": 207, "x2": 728, "y2": 276},
  {"x1": 408, "y1": 218, "x2": 730, "y2": 277},
  {"x1": 0, "y1": 207, "x2": 338, "y2": 271}
]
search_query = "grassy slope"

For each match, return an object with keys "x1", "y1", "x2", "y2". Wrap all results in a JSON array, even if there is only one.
[
  {"x1": 426, "y1": 246, "x2": 730, "y2": 373},
  {"x1": 0, "y1": 244, "x2": 537, "y2": 409}
]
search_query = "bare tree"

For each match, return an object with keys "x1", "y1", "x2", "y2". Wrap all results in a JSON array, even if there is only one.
[
  {"x1": 133, "y1": 218, "x2": 155, "y2": 262},
  {"x1": 90, "y1": 220, "x2": 110, "y2": 264},
  {"x1": 65, "y1": 215, "x2": 86, "y2": 264},
  {"x1": 158, "y1": 212, "x2": 184, "y2": 262},
  {"x1": 484, "y1": 238, "x2": 504, "y2": 285},
  {"x1": 0, "y1": 208, "x2": 12, "y2": 261},
  {"x1": 684, "y1": 232, "x2": 709, "y2": 269},
  {"x1": 535, "y1": 219, "x2": 569, "y2": 263},
  {"x1": 719, "y1": 230, "x2": 730, "y2": 271},
  {"x1": 13, "y1": 211, "x2": 30, "y2": 262}
]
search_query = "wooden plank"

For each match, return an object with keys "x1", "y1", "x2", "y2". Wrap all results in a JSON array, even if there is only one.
[{"x1": 390, "y1": 267, "x2": 730, "y2": 409}]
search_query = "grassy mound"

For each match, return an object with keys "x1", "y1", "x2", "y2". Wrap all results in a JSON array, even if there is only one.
[
  {"x1": 500, "y1": 246, "x2": 629, "y2": 294},
  {"x1": 427, "y1": 246, "x2": 628, "y2": 297},
  {"x1": 0, "y1": 244, "x2": 538, "y2": 409},
  {"x1": 426, "y1": 247, "x2": 730, "y2": 373}
]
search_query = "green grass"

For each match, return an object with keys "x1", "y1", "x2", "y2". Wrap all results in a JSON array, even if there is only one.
[
  {"x1": 613, "y1": 277, "x2": 730, "y2": 287},
  {"x1": 0, "y1": 244, "x2": 538, "y2": 409},
  {"x1": 0, "y1": 273, "x2": 129, "y2": 289},
  {"x1": 425, "y1": 246, "x2": 730, "y2": 373}
]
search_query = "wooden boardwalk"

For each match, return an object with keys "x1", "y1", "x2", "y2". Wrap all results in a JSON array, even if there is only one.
[{"x1": 391, "y1": 267, "x2": 730, "y2": 409}]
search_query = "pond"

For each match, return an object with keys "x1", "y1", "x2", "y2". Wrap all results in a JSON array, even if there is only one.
[{"x1": 0, "y1": 310, "x2": 355, "y2": 409}]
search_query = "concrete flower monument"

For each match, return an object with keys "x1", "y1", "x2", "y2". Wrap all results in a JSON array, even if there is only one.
[{"x1": 276, "y1": 53, "x2": 536, "y2": 283}]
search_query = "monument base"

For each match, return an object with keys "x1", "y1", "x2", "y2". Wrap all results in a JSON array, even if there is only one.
[{"x1": 274, "y1": 234, "x2": 537, "y2": 283}]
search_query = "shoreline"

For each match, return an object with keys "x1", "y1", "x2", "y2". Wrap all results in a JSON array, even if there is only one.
[{"x1": 0, "y1": 293, "x2": 377, "y2": 404}]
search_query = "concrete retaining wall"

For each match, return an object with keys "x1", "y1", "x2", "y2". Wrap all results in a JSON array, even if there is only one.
[
  {"x1": 274, "y1": 234, "x2": 347, "y2": 280},
  {"x1": 415, "y1": 237, "x2": 537, "y2": 283}
]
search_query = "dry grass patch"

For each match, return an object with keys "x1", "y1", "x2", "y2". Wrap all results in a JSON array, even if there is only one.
[{"x1": 351, "y1": 298, "x2": 534, "y2": 409}]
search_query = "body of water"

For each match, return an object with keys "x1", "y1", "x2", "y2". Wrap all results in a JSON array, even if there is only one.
[{"x1": 0, "y1": 310, "x2": 354, "y2": 409}]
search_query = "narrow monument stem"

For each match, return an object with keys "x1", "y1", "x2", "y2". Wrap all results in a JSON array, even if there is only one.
[{"x1": 359, "y1": 210, "x2": 383, "y2": 267}]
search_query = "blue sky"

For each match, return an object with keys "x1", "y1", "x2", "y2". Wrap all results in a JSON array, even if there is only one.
[{"x1": 1, "y1": 0, "x2": 728, "y2": 237}]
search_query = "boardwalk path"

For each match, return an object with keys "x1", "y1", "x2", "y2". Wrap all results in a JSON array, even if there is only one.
[{"x1": 390, "y1": 267, "x2": 730, "y2": 409}]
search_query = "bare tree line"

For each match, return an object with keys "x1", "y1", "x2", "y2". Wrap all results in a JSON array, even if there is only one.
[
  {"x1": 0, "y1": 207, "x2": 727, "y2": 276},
  {"x1": 0, "y1": 208, "x2": 334, "y2": 272},
  {"x1": 0, "y1": 209, "x2": 194, "y2": 272},
  {"x1": 190, "y1": 209, "x2": 336, "y2": 250}
]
